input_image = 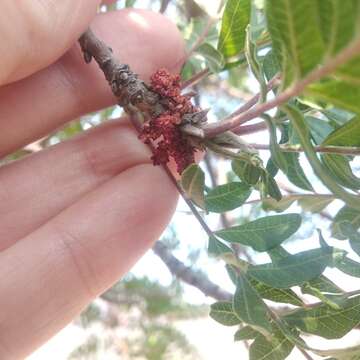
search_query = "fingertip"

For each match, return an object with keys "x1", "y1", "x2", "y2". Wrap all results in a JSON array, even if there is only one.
[{"x1": 92, "y1": 9, "x2": 186, "y2": 79}]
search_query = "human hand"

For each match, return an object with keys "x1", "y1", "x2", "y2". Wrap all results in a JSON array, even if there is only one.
[{"x1": 0, "y1": 2, "x2": 184, "y2": 358}]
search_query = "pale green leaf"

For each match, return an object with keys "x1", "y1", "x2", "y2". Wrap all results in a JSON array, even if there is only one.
[
  {"x1": 215, "y1": 214, "x2": 301, "y2": 252},
  {"x1": 196, "y1": 43, "x2": 225, "y2": 73},
  {"x1": 218, "y1": 0, "x2": 251, "y2": 58},
  {"x1": 208, "y1": 235, "x2": 233, "y2": 257},
  {"x1": 205, "y1": 182, "x2": 251, "y2": 213},
  {"x1": 332, "y1": 206, "x2": 360, "y2": 240},
  {"x1": 209, "y1": 301, "x2": 241, "y2": 326},
  {"x1": 248, "y1": 247, "x2": 334, "y2": 288},
  {"x1": 233, "y1": 273, "x2": 272, "y2": 332},
  {"x1": 234, "y1": 326, "x2": 259, "y2": 341},
  {"x1": 249, "y1": 323, "x2": 294, "y2": 360},
  {"x1": 181, "y1": 164, "x2": 206, "y2": 209},
  {"x1": 285, "y1": 295, "x2": 360, "y2": 339}
]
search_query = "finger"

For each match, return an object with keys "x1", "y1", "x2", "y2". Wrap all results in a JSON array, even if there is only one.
[
  {"x1": 0, "y1": 164, "x2": 177, "y2": 359},
  {"x1": 1, "y1": 0, "x2": 101, "y2": 85},
  {"x1": 0, "y1": 118, "x2": 153, "y2": 250},
  {"x1": 0, "y1": 9, "x2": 185, "y2": 157}
]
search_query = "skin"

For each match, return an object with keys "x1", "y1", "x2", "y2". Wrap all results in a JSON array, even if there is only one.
[{"x1": 0, "y1": 1, "x2": 185, "y2": 358}]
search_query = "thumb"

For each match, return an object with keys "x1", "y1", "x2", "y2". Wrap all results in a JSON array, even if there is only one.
[{"x1": 1, "y1": 0, "x2": 102, "y2": 85}]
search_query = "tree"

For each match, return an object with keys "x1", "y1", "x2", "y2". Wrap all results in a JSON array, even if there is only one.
[{"x1": 23, "y1": 0, "x2": 360, "y2": 359}]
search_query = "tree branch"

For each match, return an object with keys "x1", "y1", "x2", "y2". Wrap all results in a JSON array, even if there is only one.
[{"x1": 152, "y1": 241, "x2": 232, "y2": 301}]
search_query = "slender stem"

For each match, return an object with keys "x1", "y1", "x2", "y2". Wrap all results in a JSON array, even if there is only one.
[
  {"x1": 202, "y1": 37, "x2": 360, "y2": 138},
  {"x1": 181, "y1": 68, "x2": 210, "y2": 90},
  {"x1": 233, "y1": 122, "x2": 267, "y2": 135},
  {"x1": 223, "y1": 74, "x2": 280, "y2": 121},
  {"x1": 249, "y1": 143, "x2": 360, "y2": 156}
]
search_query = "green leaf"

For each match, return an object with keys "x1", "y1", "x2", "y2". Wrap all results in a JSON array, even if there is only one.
[
  {"x1": 283, "y1": 104, "x2": 360, "y2": 211},
  {"x1": 283, "y1": 152, "x2": 314, "y2": 191},
  {"x1": 232, "y1": 159, "x2": 262, "y2": 185},
  {"x1": 285, "y1": 295, "x2": 360, "y2": 339},
  {"x1": 312, "y1": 343, "x2": 360, "y2": 359},
  {"x1": 322, "y1": 154, "x2": 360, "y2": 190},
  {"x1": 265, "y1": 0, "x2": 325, "y2": 81},
  {"x1": 233, "y1": 273, "x2": 272, "y2": 332},
  {"x1": 305, "y1": 116, "x2": 334, "y2": 144},
  {"x1": 332, "y1": 206, "x2": 360, "y2": 240},
  {"x1": 335, "y1": 256, "x2": 360, "y2": 278},
  {"x1": 181, "y1": 164, "x2": 206, "y2": 209},
  {"x1": 234, "y1": 326, "x2": 259, "y2": 341},
  {"x1": 306, "y1": 79, "x2": 360, "y2": 114},
  {"x1": 208, "y1": 235, "x2": 233, "y2": 257},
  {"x1": 209, "y1": 301, "x2": 241, "y2": 326},
  {"x1": 339, "y1": 221, "x2": 360, "y2": 256},
  {"x1": 215, "y1": 214, "x2": 301, "y2": 252},
  {"x1": 218, "y1": 0, "x2": 251, "y2": 58},
  {"x1": 205, "y1": 182, "x2": 251, "y2": 213},
  {"x1": 297, "y1": 195, "x2": 334, "y2": 213},
  {"x1": 322, "y1": 116, "x2": 360, "y2": 147},
  {"x1": 262, "y1": 196, "x2": 296, "y2": 213},
  {"x1": 305, "y1": 275, "x2": 343, "y2": 295},
  {"x1": 317, "y1": 0, "x2": 358, "y2": 56},
  {"x1": 262, "y1": 172, "x2": 282, "y2": 201},
  {"x1": 196, "y1": 43, "x2": 225, "y2": 73},
  {"x1": 321, "y1": 116, "x2": 360, "y2": 189},
  {"x1": 248, "y1": 247, "x2": 334, "y2": 288},
  {"x1": 250, "y1": 278, "x2": 304, "y2": 306},
  {"x1": 249, "y1": 323, "x2": 294, "y2": 360}
]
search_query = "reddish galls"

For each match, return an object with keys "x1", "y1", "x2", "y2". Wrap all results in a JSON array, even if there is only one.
[{"x1": 140, "y1": 69, "x2": 200, "y2": 174}]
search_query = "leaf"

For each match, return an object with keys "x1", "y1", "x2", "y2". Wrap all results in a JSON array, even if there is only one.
[
  {"x1": 284, "y1": 295, "x2": 360, "y2": 339},
  {"x1": 209, "y1": 301, "x2": 241, "y2": 326},
  {"x1": 233, "y1": 273, "x2": 272, "y2": 332},
  {"x1": 249, "y1": 323, "x2": 294, "y2": 360},
  {"x1": 232, "y1": 159, "x2": 262, "y2": 185},
  {"x1": 248, "y1": 247, "x2": 334, "y2": 288},
  {"x1": 262, "y1": 197, "x2": 296, "y2": 213},
  {"x1": 305, "y1": 116, "x2": 334, "y2": 144},
  {"x1": 262, "y1": 172, "x2": 282, "y2": 201},
  {"x1": 208, "y1": 235, "x2": 233, "y2": 257},
  {"x1": 218, "y1": 0, "x2": 251, "y2": 58},
  {"x1": 297, "y1": 195, "x2": 334, "y2": 213},
  {"x1": 335, "y1": 256, "x2": 360, "y2": 278},
  {"x1": 266, "y1": 0, "x2": 325, "y2": 81},
  {"x1": 181, "y1": 164, "x2": 206, "y2": 209},
  {"x1": 205, "y1": 182, "x2": 251, "y2": 213},
  {"x1": 283, "y1": 104, "x2": 360, "y2": 211},
  {"x1": 321, "y1": 116, "x2": 360, "y2": 189},
  {"x1": 283, "y1": 153, "x2": 314, "y2": 191},
  {"x1": 322, "y1": 116, "x2": 360, "y2": 147},
  {"x1": 305, "y1": 275, "x2": 343, "y2": 295},
  {"x1": 196, "y1": 43, "x2": 225, "y2": 73},
  {"x1": 250, "y1": 277, "x2": 304, "y2": 306},
  {"x1": 306, "y1": 79, "x2": 360, "y2": 115},
  {"x1": 339, "y1": 221, "x2": 360, "y2": 256},
  {"x1": 321, "y1": 154, "x2": 360, "y2": 190},
  {"x1": 234, "y1": 326, "x2": 259, "y2": 341},
  {"x1": 215, "y1": 214, "x2": 301, "y2": 252},
  {"x1": 312, "y1": 343, "x2": 360, "y2": 359},
  {"x1": 332, "y1": 206, "x2": 360, "y2": 240}
]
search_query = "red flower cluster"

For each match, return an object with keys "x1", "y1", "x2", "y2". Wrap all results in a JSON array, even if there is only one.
[{"x1": 140, "y1": 69, "x2": 199, "y2": 174}]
